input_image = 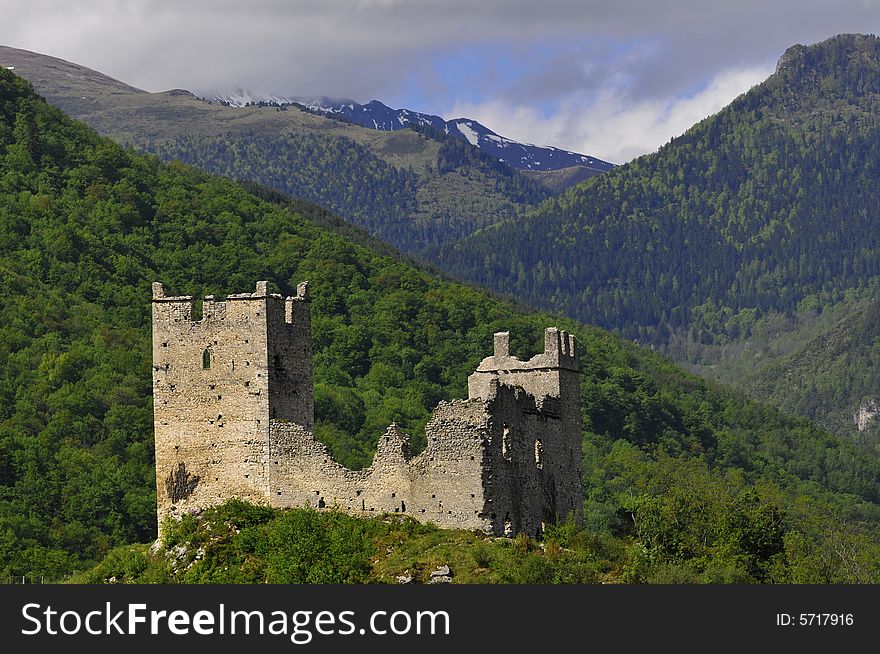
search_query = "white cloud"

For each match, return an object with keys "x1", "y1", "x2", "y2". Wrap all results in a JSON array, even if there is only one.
[
  {"x1": 0, "y1": 1, "x2": 877, "y2": 160},
  {"x1": 446, "y1": 65, "x2": 773, "y2": 163},
  {"x1": 0, "y1": 0, "x2": 876, "y2": 97}
]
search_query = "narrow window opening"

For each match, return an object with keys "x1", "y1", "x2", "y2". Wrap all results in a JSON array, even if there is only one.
[
  {"x1": 535, "y1": 439, "x2": 543, "y2": 469},
  {"x1": 501, "y1": 424, "x2": 511, "y2": 460},
  {"x1": 202, "y1": 348, "x2": 211, "y2": 370}
]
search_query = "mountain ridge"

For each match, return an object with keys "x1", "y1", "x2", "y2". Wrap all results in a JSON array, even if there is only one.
[
  {"x1": 210, "y1": 93, "x2": 615, "y2": 174},
  {"x1": 0, "y1": 44, "x2": 559, "y2": 254},
  {"x1": 431, "y1": 33, "x2": 880, "y2": 429}
]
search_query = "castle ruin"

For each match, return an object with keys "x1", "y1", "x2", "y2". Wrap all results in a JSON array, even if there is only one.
[{"x1": 152, "y1": 281, "x2": 582, "y2": 537}]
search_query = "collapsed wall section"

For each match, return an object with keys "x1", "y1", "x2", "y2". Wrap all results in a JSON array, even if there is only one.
[
  {"x1": 267, "y1": 398, "x2": 492, "y2": 532},
  {"x1": 263, "y1": 378, "x2": 581, "y2": 536}
]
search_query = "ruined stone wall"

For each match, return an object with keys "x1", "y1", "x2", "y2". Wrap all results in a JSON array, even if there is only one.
[
  {"x1": 261, "y1": 381, "x2": 581, "y2": 535},
  {"x1": 468, "y1": 328, "x2": 578, "y2": 408},
  {"x1": 481, "y1": 383, "x2": 583, "y2": 537},
  {"x1": 267, "y1": 398, "x2": 491, "y2": 531},
  {"x1": 269, "y1": 282, "x2": 313, "y2": 429},
  {"x1": 467, "y1": 327, "x2": 583, "y2": 535}
]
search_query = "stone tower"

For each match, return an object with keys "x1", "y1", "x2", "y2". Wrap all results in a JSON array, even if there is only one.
[
  {"x1": 151, "y1": 280, "x2": 312, "y2": 523},
  {"x1": 467, "y1": 328, "x2": 582, "y2": 535}
]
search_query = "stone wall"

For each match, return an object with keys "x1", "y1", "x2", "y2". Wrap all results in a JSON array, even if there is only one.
[
  {"x1": 269, "y1": 281, "x2": 313, "y2": 429},
  {"x1": 467, "y1": 327, "x2": 583, "y2": 535},
  {"x1": 152, "y1": 282, "x2": 583, "y2": 536},
  {"x1": 263, "y1": 379, "x2": 580, "y2": 535}
]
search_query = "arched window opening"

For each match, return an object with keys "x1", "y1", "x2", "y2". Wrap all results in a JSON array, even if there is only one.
[{"x1": 202, "y1": 348, "x2": 212, "y2": 370}]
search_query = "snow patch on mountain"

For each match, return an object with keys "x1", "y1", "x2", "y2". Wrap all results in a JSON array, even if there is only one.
[{"x1": 455, "y1": 121, "x2": 480, "y2": 147}]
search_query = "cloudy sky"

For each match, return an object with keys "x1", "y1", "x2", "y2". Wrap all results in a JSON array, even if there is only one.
[{"x1": 3, "y1": 0, "x2": 880, "y2": 162}]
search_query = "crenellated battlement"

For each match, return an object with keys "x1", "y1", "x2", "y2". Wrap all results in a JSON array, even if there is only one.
[
  {"x1": 152, "y1": 282, "x2": 582, "y2": 537},
  {"x1": 151, "y1": 280, "x2": 310, "y2": 328},
  {"x1": 478, "y1": 327, "x2": 578, "y2": 373},
  {"x1": 467, "y1": 328, "x2": 580, "y2": 414}
]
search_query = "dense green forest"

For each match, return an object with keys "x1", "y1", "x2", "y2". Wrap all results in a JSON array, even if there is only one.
[
  {"x1": 2, "y1": 68, "x2": 880, "y2": 583},
  {"x1": 435, "y1": 35, "x2": 880, "y2": 350},
  {"x1": 734, "y1": 293, "x2": 880, "y2": 443},
  {"x1": 11, "y1": 40, "x2": 880, "y2": 441}
]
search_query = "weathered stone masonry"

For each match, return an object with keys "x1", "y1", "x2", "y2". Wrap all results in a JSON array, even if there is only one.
[{"x1": 152, "y1": 281, "x2": 583, "y2": 536}]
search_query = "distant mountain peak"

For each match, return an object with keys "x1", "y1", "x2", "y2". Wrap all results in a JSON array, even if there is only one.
[
  {"x1": 209, "y1": 93, "x2": 614, "y2": 173},
  {"x1": 773, "y1": 33, "x2": 880, "y2": 83}
]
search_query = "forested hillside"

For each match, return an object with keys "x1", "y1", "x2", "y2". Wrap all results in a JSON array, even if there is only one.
[
  {"x1": 2, "y1": 68, "x2": 880, "y2": 583},
  {"x1": 437, "y1": 34, "x2": 880, "y2": 349},
  {"x1": 13, "y1": 40, "x2": 880, "y2": 439},
  {"x1": 731, "y1": 293, "x2": 880, "y2": 443},
  {"x1": 142, "y1": 123, "x2": 547, "y2": 249},
  {"x1": 431, "y1": 34, "x2": 880, "y2": 437},
  {"x1": 0, "y1": 45, "x2": 551, "y2": 254}
]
